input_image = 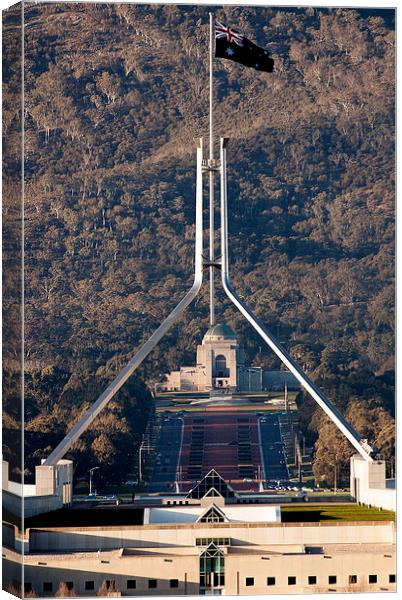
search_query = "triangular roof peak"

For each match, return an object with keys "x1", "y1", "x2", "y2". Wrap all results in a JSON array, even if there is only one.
[
  {"x1": 196, "y1": 504, "x2": 228, "y2": 523},
  {"x1": 205, "y1": 468, "x2": 223, "y2": 478},
  {"x1": 199, "y1": 542, "x2": 225, "y2": 557},
  {"x1": 186, "y1": 469, "x2": 237, "y2": 499},
  {"x1": 203, "y1": 486, "x2": 223, "y2": 498}
]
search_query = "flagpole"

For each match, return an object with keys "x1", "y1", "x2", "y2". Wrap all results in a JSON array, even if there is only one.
[{"x1": 209, "y1": 11, "x2": 215, "y2": 327}]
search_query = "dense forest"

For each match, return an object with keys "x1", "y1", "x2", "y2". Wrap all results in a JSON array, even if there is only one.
[{"x1": 2, "y1": 3, "x2": 395, "y2": 485}]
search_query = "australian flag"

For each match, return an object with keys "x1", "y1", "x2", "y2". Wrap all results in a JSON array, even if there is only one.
[{"x1": 215, "y1": 21, "x2": 274, "y2": 73}]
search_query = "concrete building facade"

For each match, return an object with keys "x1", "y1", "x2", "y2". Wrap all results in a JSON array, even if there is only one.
[
  {"x1": 350, "y1": 454, "x2": 396, "y2": 512},
  {"x1": 157, "y1": 323, "x2": 299, "y2": 393},
  {"x1": 2, "y1": 469, "x2": 396, "y2": 597},
  {"x1": 3, "y1": 508, "x2": 396, "y2": 597},
  {"x1": 2, "y1": 459, "x2": 73, "y2": 519}
]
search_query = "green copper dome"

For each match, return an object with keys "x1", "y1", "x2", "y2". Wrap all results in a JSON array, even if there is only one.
[{"x1": 203, "y1": 323, "x2": 237, "y2": 341}]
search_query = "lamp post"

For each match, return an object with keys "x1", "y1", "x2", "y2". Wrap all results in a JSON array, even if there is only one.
[
  {"x1": 89, "y1": 467, "x2": 100, "y2": 496},
  {"x1": 139, "y1": 444, "x2": 142, "y2": 483},
  {"x1": 139, "y1": 442, "x2": 145, "y2": 483}
]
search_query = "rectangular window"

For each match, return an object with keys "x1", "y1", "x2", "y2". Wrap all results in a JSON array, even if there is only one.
[
  {"x1": 349, "y1": 575, "x2": 357, "y2": 585},
  {"x1": 105, "y1": 580, "x2": 115, "y2": 590},
  {"x1": 148, "y1": 579, "x2": 157, "y2": 589},
  {"x1": 24, "y1": 584, "x2": 33, "y2": 593},
  {"x1": 369, "y1": 575, "x2": 377, "y2": 584},
  {"x1": 196, "y1": 537, "x2": 230, "y2": 547},
  {"x1": 328, "y1": 576, "x2": 337, "y2": 584},
  {"x1": 85, "y1": 581, "x2": 95, "y2": 591},
  {"x1": 66, "y1": 582, "x2": 74, "y2": 591},
  {"x1": 267, "y1": 577, "x2": 275, "y2": 586},
  {"x1": 214, "y1": 574, "x2": 224, "y2": 587},
  {"x1": 288, "y1": 576, "x2": 296, "y2": 586},
  {"x1": 245, "y1": 577, "x2": 254, "y2": 587},
  {"x1": 308, "y1": 576, "x2": 317, "y2": 585},
  {"x1": 170, "y1": 579, "x2": 179, "y2": 588},
  {"x1": 43, "y1": 582, "x2": 53, "y2": 593},
  {"x1": 389, "y1": 574, "x2": 396, "y2": 583},
  {"x1": 127, "y1": 580, "x2": 136, "y2": 589}
]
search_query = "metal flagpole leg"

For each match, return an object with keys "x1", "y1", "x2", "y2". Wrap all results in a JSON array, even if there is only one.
[
  {"x1": 219, "y1": 137, "x2": 375, "y2": 462},
  {"x1": 44, "y1": 139, "x2": 205, "y2": 466},
  {"x1": 209, "y1": 12, "x2": 215, "y2": 326}
]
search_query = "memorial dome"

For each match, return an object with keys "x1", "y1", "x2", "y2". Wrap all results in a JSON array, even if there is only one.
[{"x1": 203, "y1": 323, "x2": 237, "y2": 342}]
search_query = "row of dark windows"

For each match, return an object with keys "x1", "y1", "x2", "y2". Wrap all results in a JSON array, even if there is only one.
[
  {"x1": 196, "y1": 537, "x2": 230, "y2": 546},
  {"x1": 25, "y1": 574, "x2": 396, "y2": 594},
  {"x1": 167, "y1": 497, "x2": 286, "y2": 505},
  {"x1": 244, "y1": 574, "x2": 396, "y2": 587},
  {"x1": 126, "y1": 579, "x2": 180, "y2": 590},
  {"x1": 26, "y1": 579, "x2": 180, "y2": 593}
]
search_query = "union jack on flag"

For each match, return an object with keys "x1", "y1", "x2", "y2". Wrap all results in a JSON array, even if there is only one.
[{"x1": 215, "y1": 21, "x2": 244, "y2": 47}]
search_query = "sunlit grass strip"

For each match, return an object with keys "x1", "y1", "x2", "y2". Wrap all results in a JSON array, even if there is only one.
[{"x1": 281, "y1": 504, "x2": 395, "y2": 522}]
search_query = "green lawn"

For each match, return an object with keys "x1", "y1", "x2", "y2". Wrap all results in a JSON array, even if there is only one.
[{"x1": 281, "y1": 503, "x2": 395, "y2": 522}]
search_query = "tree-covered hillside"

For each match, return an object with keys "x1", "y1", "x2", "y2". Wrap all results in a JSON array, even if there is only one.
[{"x1": 2, "y1": 3, "x2": 394, "y2": 484}]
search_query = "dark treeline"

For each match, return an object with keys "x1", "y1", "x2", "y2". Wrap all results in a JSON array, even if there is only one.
[{"x1": 2, "y1": 4, "x2": 394, "y2": 484}]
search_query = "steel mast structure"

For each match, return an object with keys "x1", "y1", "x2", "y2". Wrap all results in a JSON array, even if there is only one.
[
  {"x1": 208, "y1": 12, "x2": 216, "y2": 327},
  {"x1": 44, "y1": 139, "x2": 205, "y2": 465},
  {"x1": 44, "y1": 18, "x2": 377, "y2": 467},
  {"x1": 219, "y1": 138, "x2": 376, "y2": 461}
]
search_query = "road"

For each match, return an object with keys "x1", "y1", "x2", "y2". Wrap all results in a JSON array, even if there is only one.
[
  {"x1": 259, "y1": 413, "x2": 290, "y2": 484},
  {"x1": 148, "y1": 410, "x2": 291, "y2": 494},
  {"x1": 147, "y1": 415, "x2": 183, "y2": 493}
]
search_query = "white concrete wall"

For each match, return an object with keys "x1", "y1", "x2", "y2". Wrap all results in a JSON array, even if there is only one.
[
  {"x1": 2, "y1": 460, "x2": 73, "y2": 518},
  {"x1": 350, "y1": 455, "x2": 396, "y2": 512},
  {"x1": 158, "y1": 371, "x2": 180, "y2": 391},
  {"x1": 145, "y1": 504, "x2": 281, "y2": 524},
  {"x1": 3, "y1": 490, "x2": 69, "y2": 519},
  {"x1": 28, "y1": 521, "x2": 395, "y2": 553},
  {"x1": 225, "y1": 548, "x2": 396, "y2": 595},
  {"x1": 179, "y1": 367, "x2": 199, "y2": 391},
  {"x1": 3, "y1": 544, "x2": 396, "y2": 597},
  {"x1": 145, "y1": 508, "x2": 201, "y2": 524}
]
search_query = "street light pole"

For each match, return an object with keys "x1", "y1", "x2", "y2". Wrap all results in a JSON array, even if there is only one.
[
  {"x1": 89, "y1": 467, "x2": 100, "y2": 495},
  {"x1": 139, "y1": 442, "x2": 144, "y2": 483}
]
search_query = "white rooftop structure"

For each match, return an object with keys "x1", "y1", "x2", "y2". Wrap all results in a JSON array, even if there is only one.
[{"x1": 144, "y1": 503, "x2": 281, "y2": 525}]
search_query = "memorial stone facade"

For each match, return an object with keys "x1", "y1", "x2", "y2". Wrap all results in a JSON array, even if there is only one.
[{"x1": 157, "y1": 324, "x2": 298, "y2": 393}]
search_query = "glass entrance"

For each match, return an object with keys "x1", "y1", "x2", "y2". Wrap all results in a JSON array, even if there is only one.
[{"x1": 199, "y1": 543, "x2": 225, "y2": 594}]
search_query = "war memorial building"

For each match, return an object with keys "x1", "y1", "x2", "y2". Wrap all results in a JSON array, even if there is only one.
[{"x1": 157, "y1": 323, "x2": 299, "y2": 393}]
